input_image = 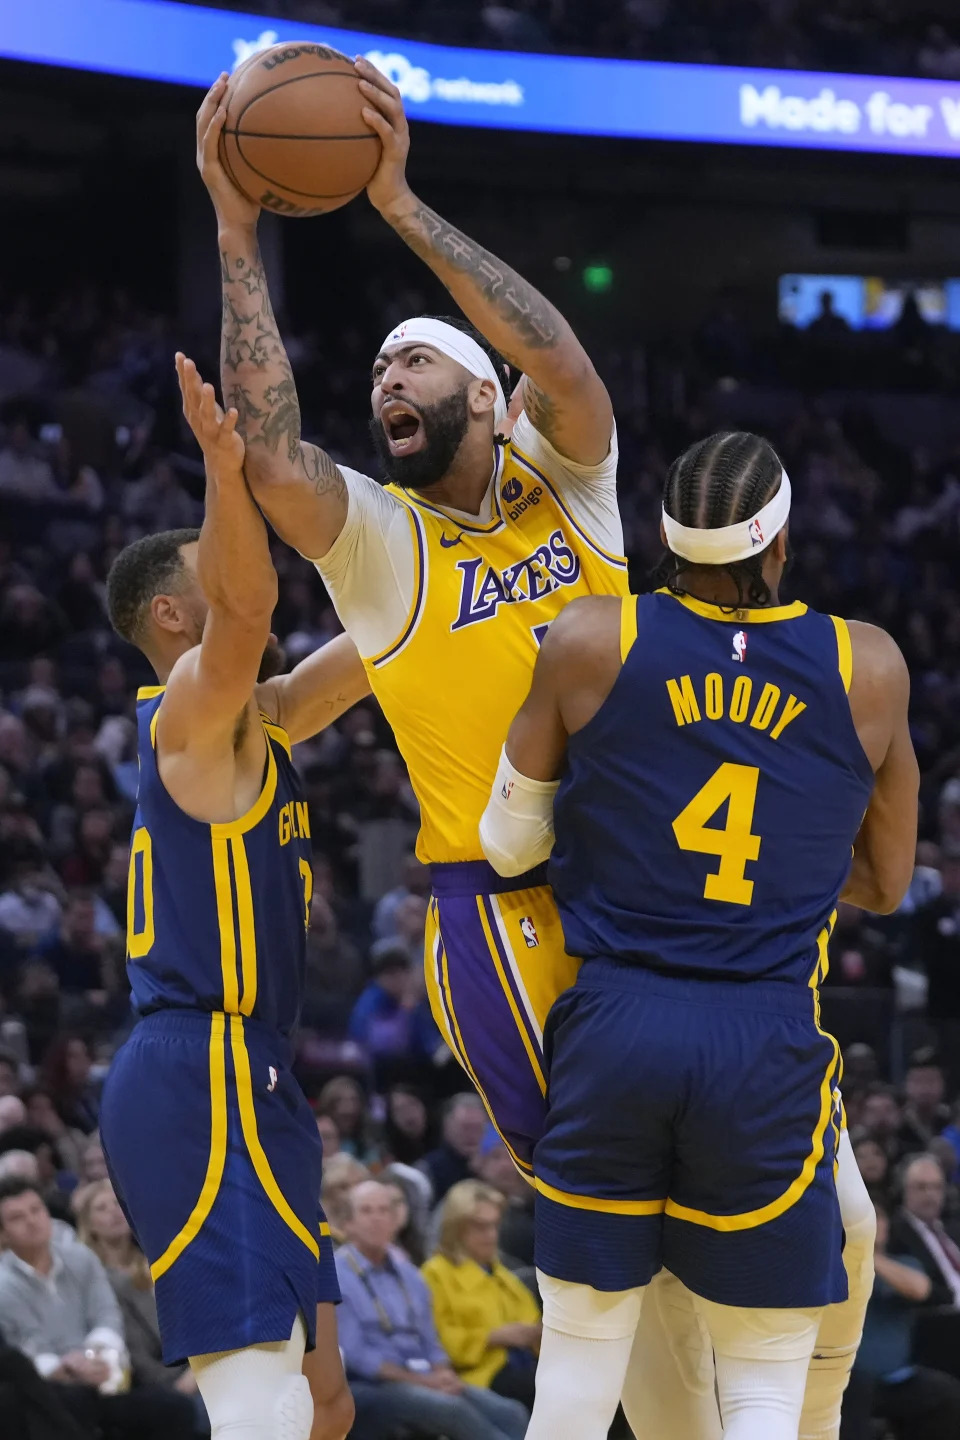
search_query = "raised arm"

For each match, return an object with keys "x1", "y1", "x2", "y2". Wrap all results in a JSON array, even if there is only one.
[
  {"x1": 357, "y1": 59, "x2": 612, "y2": 466},
  {"x1": 158, "y1": 355, "x2": 277, "y2": 762},
  {"x1": 256, "y1": 632, "x2": 371, "y2": 745},
  {"x1": 195, "y1": 75, "x2": 348, "y2": 560},
  {"x1": 842, "y1": 621, "x2": 919, "y2": 915}
]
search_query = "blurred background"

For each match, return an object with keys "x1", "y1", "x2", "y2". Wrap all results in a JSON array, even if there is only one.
[{"x1": 2, "y1": 3, "x2": 960, "y2": 1437}]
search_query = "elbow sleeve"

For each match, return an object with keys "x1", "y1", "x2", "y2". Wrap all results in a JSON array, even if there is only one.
[{"x1": 479, "y1": 747, "x2": 559, "y2": 877}]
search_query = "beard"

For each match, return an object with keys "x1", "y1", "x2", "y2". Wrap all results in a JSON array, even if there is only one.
[
  {"x1": 368, "y1": 386, "x2": 470, "y2": 493},
  {"x1": 257, "y1": 637, "x2": 285, "y2": 684}
]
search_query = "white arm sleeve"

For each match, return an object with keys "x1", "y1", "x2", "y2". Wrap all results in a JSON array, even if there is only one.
[
  {"x1": 479, "y1": 747, "x2": 559, "y2": 877},
  {"x1": 305, "y1": 466, "x2": 417, "y2": 659},
  {"x1": 511, "y1": 410, "x2": 623, "y2": 557}
]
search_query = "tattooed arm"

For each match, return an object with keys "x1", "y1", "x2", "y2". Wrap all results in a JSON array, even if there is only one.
[
  {"x1": 197, "y1": 75, "x2": 348, "y2": 560},
  {"x1": 357, "y1": 58, "x2": 612, "y2": 467}
]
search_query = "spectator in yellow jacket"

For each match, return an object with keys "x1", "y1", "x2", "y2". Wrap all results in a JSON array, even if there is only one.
[{"x1": 422, "y1": 1181, "x2": 541, "y2": 1411}]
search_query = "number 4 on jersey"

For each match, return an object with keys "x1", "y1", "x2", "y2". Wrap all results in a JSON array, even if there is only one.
[{"x1": 672, "y1": 762, "x2": 761, "y2": 906}]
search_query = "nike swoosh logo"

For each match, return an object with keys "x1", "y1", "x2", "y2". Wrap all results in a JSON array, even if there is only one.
[{"x1": 439, "y1": 533, "x2": 463, "y2": 548}]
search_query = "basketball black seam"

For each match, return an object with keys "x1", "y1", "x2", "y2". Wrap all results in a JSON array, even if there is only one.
[
  {"x1": 227, "y1": 131, "x2": 373, "y2": 200},
  {"x1": 227, "y1": 66, "x2": 377, "y2": 202},
  {"x1": 222, "y1": 130, "x2": 379, "y2": 142},
  {"x1": 234, "y1": 68, "x2": 372, "y2": 133}
]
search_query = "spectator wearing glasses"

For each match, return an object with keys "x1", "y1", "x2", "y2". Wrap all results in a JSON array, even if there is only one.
[{"x1": 336, "y1": 1179, "x2": 527, "y2": 1440}]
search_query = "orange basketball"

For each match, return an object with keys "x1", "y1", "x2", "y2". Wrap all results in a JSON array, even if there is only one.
[{"x1": 219, "y1": 43, "x2": 382, "y2": 218}]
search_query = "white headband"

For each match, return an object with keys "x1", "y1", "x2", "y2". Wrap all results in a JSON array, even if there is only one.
[
  {"x1": 662, "y1": 471, "x2": 792, "y2": 565},
  {"x1": 380, "y1": 317, "x2": 508, "y2": 425}
]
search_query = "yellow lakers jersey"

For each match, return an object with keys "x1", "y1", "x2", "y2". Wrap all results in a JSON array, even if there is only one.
[{"x1": 362, "y1": 439, "x2": 628, "y2": 863}]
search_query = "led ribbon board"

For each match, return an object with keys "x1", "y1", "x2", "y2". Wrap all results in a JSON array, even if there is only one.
[{"x1": 5, "y1": 0, "x2": 960, "y2": 154}]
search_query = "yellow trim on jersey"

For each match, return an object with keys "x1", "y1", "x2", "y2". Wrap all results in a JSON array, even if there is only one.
[
  {"x1": 535, "y1": 1178, "x2": 666, "y2": 1216},
  {"x1": 212, "y1": 836, "x2": 240, "y2": 1013},
  {"x1": 137, "y1": 685, "x2": 166, "y2": 700},
  {"x1": 150, "y1": 1013, "x2": 228, "y2": 1281},
  {"x1": 475, "y1": 899, "x2": 546, "y2": 1096},
  {"x1": 830, "y1": 615, "x2": 853, "y2": 694},
  {"x1": 263, "y1": 721, "x2": 292, "y2": 761},
  {"x1": 149, "y1": 708, "x2": 160, "y2": 750},
  {"x1": 620, "y1": 594, "x2": 639, "y2": 664},
  {"x1": 210, "y1": 739, "x2": 278, "y2": 839},
  {"x1": 810, "y1": 911, "x2": 837, "y2": 989},
  {"x1": 229, "y1": 1017, "x2": 320, "y2": 1259},
  {"x1": 657, "y1": 590, "x2": 808, "y2": 624},
  {"x1": 232, "y1": 837, "x2": 258, "y2": 1016}
]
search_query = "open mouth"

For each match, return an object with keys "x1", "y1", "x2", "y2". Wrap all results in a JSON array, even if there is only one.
[{"x1": 381, "y1": 401, "x2": 424, "y2": 454}]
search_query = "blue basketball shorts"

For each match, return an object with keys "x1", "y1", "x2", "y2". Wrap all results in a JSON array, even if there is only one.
[
  {"x1": 533, "y1": 960, "x2": 847, "y2": 1309},
  {"x1": 100, "y1": 1009, "x2": 339, "y2": 1365}
]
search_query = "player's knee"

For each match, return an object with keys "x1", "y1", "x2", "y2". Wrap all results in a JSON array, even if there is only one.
[
  {"x1": 309, "y1": 1380, "x2": 354, "y2": 1440},
  {"x1": 274, "y1": 1373, "x2": 314, "y2": 1440}
]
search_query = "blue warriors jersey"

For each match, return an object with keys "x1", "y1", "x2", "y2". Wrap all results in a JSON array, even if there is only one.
[
  {"x1": 126, "y1": 687, "x2": 314, "y2": 1035},
  {"x1": 549, "y1": 591, "x2": 875, "y2": 986}
]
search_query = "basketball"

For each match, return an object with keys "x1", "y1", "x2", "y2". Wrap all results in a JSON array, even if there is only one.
[{"x1": 219, "y1": 43, "x2": 382, "y2": 218}]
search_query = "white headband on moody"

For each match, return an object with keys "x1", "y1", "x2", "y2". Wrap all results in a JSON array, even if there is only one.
[
  {"x1": 380, "y1": 317, "x2": 508, "y2": 426},
  {"x1": 661, "y1": 470, "x2": 792, "y2": 566}
]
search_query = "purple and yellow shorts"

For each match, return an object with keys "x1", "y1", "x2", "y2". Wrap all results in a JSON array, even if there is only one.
[{"x1": 424, "y1": 860, "x2": 581, "y2": 1179}]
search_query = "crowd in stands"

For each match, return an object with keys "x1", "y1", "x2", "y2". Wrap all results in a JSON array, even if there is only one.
[
  {"x1": 162, "y1": 0, "x2": 960, "y2": 79},
  {"x1": 1, "y1": 267, "x2": 960, "y2": 1436}
]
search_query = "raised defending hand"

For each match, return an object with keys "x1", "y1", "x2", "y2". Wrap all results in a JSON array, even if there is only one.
[
  {"x1": 195, "y1": 72, "x2": 261, "y2": 228},
  {"x1": 176, "y1": 353, "x2": 245, "y2": 474},
  {"x1": 355, "y1": 56, "x2": 412, "y2": 217}
]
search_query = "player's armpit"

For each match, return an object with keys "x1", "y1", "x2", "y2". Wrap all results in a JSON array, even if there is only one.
[
  {"x1": 843, "y1": 623, "x2": 919, "y2": 914},
  {"x1": 256, "y1": 633, "x2": 371, "y2": 745}
]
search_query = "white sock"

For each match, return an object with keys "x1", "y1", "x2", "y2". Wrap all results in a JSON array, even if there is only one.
[
  {"x1": 526, "y1": 1274, "x2": 644, "y2": 1440},
  {"x1": 800, "y1": 1131, "x2": 876, "y2": 1440}
]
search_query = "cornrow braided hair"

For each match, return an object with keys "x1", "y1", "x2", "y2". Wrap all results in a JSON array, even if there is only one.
[{"x1": 657, "y1": 430, "x2": 786, "y2": 610}]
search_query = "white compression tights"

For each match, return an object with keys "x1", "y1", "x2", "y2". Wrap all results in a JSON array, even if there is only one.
[
  {"x1": 799, "y1": 1129, "x2": 876, "y2": 1440},
  {"x1": 527, "y1": 1274, "x2": 822, "y2": 1440},
  {"x1": 189, "y1": 1315, "x2": 313, "y2": 1440},
  {"x1": 618, "y1": 1131, "x2": 875, "y2": 1440}
]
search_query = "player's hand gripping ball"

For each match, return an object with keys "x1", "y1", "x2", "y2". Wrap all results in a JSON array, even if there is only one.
[{"x1": 210, "y1": 44, "x2": 383, "y2": 218}]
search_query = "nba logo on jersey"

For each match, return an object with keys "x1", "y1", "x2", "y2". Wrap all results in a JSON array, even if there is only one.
[
  {"x1": 519, "y1": 916, "x2": 539, "y2": 948},
  {"x1": 267, "y1": 1066, "x2": 278, "y2": 1093},
  {"x1": 748, "y1": 517, "x2": 765, "y2": 547},
  {"x1": 732, "y1": 630, "x2": 748, "y2": 663},
  {"x1": 501, "y1": 779, "x2": 514, "y2": 800}
]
